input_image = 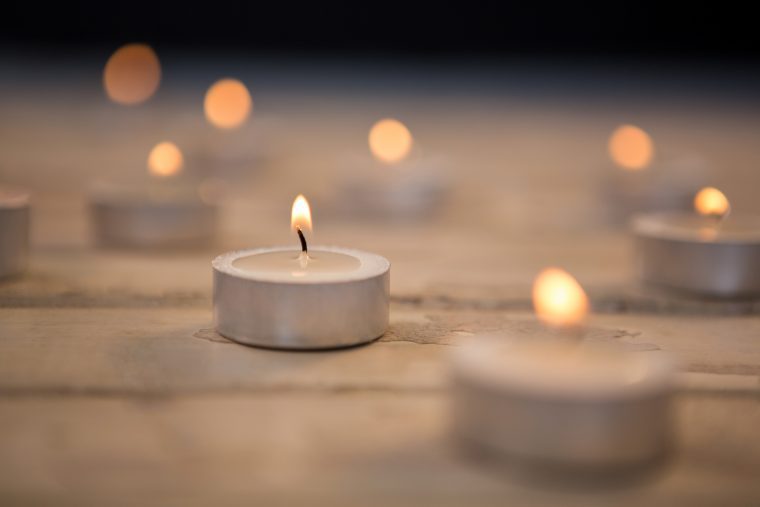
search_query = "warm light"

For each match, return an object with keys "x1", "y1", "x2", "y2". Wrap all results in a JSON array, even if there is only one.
[
  {"x1": 291, "y1": 194, "x2": 312, "y2": 234},
  {"x1": 204, "y1": 78, "x2": 253, "y2": 129},
  {"x1": 369, "y1": 118, "x2": 413, "y2": 164},
  {"x1": 103, "y1": 43, "x2": 161, "y2": 105},
  {"x1": 694, "y1": 187, "x2": 730, "y2": 219},
  {"x1": 608, "y1": 124, "x2": 654, "y2": 171},
  {"x1": 147, "y1": 141, "x2": 183, "y2": 178},
  {"x1": 532, "y1": 268, "x2": 589, "y2": 329}
]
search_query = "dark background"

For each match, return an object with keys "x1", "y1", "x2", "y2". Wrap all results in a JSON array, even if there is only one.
[{"x1": 3, "y1": 1, "x2": 759, "y2": 59}]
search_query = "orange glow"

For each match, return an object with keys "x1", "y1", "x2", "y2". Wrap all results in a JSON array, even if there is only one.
[
  {"x1": 204, "y1": 79, "x2": 252, "y2": 129},
  {"x1": 694, "y1": 187, "x2": 730, "y2": 219},
  {"x1": 291, "y1": 194, "x2": 312, "y2": 234},
  {"x1": 147, "y1": 141, "x2": 183, "y2": 178},
  {"x1": 103, "y1": 43, "x2": 161, "y2": 105},
  {"x1": 532, "y1": 268, "x2": 589, "y2": 329},
  {"x1": 608, "y1": 124, "x2": 654, "y2": 171},
  {"x1": 369, "y1": 118, "x2": 413, "y2": 164}
]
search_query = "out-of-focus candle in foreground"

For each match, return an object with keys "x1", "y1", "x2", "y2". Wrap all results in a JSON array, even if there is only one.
[{"x1": 450, "y1": 268, "x2": 675, "y2": 484}]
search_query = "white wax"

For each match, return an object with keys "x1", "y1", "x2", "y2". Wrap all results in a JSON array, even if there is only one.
[
  {"x1": 634, "y1": 212, "x2": 760, "y2": 243},
  {"x1": 218, "y1": 246, "x2": 389, "y2": 284}
]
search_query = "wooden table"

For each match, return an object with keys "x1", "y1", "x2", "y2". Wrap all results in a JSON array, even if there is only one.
[{"x1": 1, "y1": 59, "x2": 759, "y2": 506}]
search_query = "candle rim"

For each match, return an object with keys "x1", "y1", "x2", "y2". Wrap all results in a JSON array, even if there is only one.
[
  {"x1": 213, "y1": 246, "x2": 390, "y2": 285},
  {"x1": 452, "y1": 336, "x2": 675, "y2": 402},
  {"x1": 632, "y1": 211, "x2": 760, "y2": 244}
]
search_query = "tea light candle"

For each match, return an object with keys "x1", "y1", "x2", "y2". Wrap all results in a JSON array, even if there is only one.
[
  {"x1": 451, "y1": 269, "x2": 675, "y2": 477},
  {"x1": 189, "y1": 78, "x2": 265, "y2": 178},
  {"x1": 213, "y1": 195, "x2": 390, "y2": 349},
  {"x1": 601, "y1": 124, "x2": 705, "y2": 224},
  {"x1": 90, "y1": 141, "x2": 218, "y2": 249},
  {"x1": 633, "y1": 187, "x2": 760, "y2": 297},
  {"x1": 0, "y1": 187, "x2": 30, "y2": 278},
  {"x1": 335, "y1": 118, "x2": 448, "y2": 219}
]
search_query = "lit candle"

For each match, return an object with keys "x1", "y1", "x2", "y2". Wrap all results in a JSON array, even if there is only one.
[
  {"x1": 89, "y1": 141, "x2": 218, "y2": 248},
  {"x1": 451, "y1": 268, "x2": 674, "y2": 479},
  {"x1": 0, "y1": 187, "x2": 30, "y2": 278},
  {"x1": 189, "y1": 78, "x2": 264, "y2": 178},
  {"x1": 633, "y1": 187, "x2": 760, "y2": 296},
  {"x1": 601, "y1": 124, "x2": 706, "y2": 224},
  {"x1": 213, "y1": 195, "x2": 390, "y2": 349},
  {"x1": 335, "y1": 118, "x2": 448, "y2": 219}
]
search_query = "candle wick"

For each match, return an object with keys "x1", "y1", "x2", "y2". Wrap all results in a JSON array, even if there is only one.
[
  {"x1": 296, "y1": 227, "x2": 309, "y2": 253},
  {"x1": 297, "y1": 227, "x2": 308, "y2": 253}
]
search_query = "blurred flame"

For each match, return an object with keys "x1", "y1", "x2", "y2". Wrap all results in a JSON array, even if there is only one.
[
  {"x1": 204, "y1": 78, "x2": 252, "y2": 129},
  {"x1": 147, "y1": 141, "x2": 183, "y2": 178},
  {"x1": 103, "y1": 43, "x2": 161, "y2": 105},
  {"x1": 694, "y1": 187, "x2": 730, "y2": 219},
  {"x1": 608, "y1": 124, "x2": 654, "y2": 171},
  {"x1": 532, "y1": 268, "x2": 589, "y2": 329},
  {"x1": 369, "y1": 118, "x2": 413, "y2": 164},
  {"x1": 291, "y1": 194, "x2": 312, "y2": 234}
]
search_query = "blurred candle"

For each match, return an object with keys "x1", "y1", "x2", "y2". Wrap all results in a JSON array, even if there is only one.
[
  {"x1": 89, "y1": 141, "x2": 218, "y2": 249},
  {"x1": 187, "y1": 78, "x2": 264, "y2": 179},
  {"x1": 335, "y1": 118, "x2": 449, "y2": 220},
  {"x1": 633, "y1": 187, "x2": 760, "y2": 296},
  {"x1": 601, "y1": 124, "x2": 706, "y2": 225},
  {"x1": 451, "y1": 268, "x2": 675, "y2": 481}
]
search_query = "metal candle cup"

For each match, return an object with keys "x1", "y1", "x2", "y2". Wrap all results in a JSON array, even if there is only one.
[
  {"x1": 213, "y1": 246, "x2": 390, "y2": 350},
  {"x1": 632, "y1": 212, "x2": 760, "y2": 297},
  {"x1": 450, "y1": 337, "x2": 675, "y2": 476},
  {"x1": 89, "y1": 183, "x2": 217, "y2": 249},
  {"x1": 0, "y1": 188, "x2": 30, "y2": 278}
]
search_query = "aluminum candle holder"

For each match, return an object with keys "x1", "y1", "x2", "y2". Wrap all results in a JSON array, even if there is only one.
[
  {"x1": 90, "y1": 193, "x2": 217, "y2": 249},
  {"x1": 450, "y1": 337, "x2": 675, "y2": 478},
  {"x1": 633, "y1": 212, "x2": 760, "y2": 297},
  {"x1": 0, "y1": 188, "x2": 30, "y2": 278},
  {"x1": 213, "y1": 246, "x2": 390, "y2": 349}
]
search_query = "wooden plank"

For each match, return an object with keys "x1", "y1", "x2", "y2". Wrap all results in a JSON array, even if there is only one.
[
  {"x1": 0, "y1": 394, "x2": 758, "y2": 506},
  {"x1": 2, "y1": 308, "x2": 760, "y2": 394}
]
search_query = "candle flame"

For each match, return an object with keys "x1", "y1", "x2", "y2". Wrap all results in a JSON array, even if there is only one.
[
  {"x1": 147, "y1": 141, "x2": 183, "y2": 178},
  {"x1": 369, "y1": 118, "x2": 413, "y2": 164},
  {"x1": 103, "y1": 43, "x2": 161, "y2": 105},
  {"x1": 291, "y1": 194, "x2": 312, "y2": 234},
  {"x1": 532, "y1": 268, "x2": 589, "y2": 329},
  {"x1": 204, "y1": 78, "x2": 253, "y2": 129},
  {"x1": 608, "y1": 124, "x2": 654, "y2": 171},
  {"x1": 694, "y1": 187, "x2": 730, "y2": 219}
]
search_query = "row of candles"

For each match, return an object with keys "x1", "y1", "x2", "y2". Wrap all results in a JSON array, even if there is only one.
[{"x1": 1, "y1": 43, "x2": 760, "y2": 484}]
